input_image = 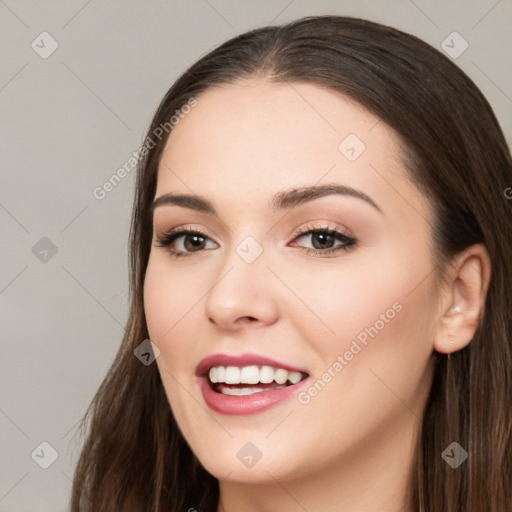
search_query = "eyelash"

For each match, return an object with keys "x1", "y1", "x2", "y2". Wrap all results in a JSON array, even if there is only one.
[{"x1": 155, "y1": 224, "x2": 357, "y2": 259}]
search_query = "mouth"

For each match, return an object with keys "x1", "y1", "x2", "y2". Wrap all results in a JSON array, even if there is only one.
[
  {"x1": 207, "y1": 364, "x2": 309, "y2": 396},
  {"x1": 195, "y1": 353, "x2": 310, "y2": 413}
]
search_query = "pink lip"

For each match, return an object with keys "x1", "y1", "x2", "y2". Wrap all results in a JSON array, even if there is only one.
[
  {"x1": 198, "y1": 377, "x2": 309, "y2": 415},
  {"x1": 195, "y1": 353, "x2": 310, "y2": 416}
]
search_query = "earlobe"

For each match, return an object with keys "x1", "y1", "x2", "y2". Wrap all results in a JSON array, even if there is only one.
[{"x1": 433, "y1": 244, "x2": 491, "y2": 355}]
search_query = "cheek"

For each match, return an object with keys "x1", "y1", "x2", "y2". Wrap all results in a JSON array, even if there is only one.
[
  {"x1": 283, "y1": 255, "x2": 436, "y2": 459},
  {"x1": 144, "y1": 260, "x2": 174, "y2": 343},
  {"x1": 143, "y1": 255, "x2": 204, "y2": 343},
  {"x1": 143, "y1": 256, "x2": 201, "y2": 391},
  {"x1": 288, "y1": 248, "x2": 436, "y2": 379},
  {"x1": 143, "y1": 256, "x2": 204, "y2": 415}
]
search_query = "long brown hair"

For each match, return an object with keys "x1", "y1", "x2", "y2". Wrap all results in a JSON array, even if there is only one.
[{"x1": 71, "y1": 15, "x2": 512, "y2": 511}]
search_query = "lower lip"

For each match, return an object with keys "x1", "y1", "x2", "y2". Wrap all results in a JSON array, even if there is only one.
[{"x1": 198, "y1": 377, "x2": 309, "y2": 415}]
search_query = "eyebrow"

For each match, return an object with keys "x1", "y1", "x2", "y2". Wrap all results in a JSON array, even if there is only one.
[{"x1": 150, "y1": 183, "x2": 382, "y2": 216}]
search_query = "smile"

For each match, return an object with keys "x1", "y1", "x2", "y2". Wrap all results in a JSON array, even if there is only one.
[
  {"x1": 209, "y1": 365, "x2": 306, "y2": 395},
  {"x1": 196, "y1": 354, "x2": 310, "y2": 415}
]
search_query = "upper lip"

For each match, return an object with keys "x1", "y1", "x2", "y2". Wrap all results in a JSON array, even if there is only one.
[{"x1": 195, "y1": 353, "x2": 309, "y2": 377}]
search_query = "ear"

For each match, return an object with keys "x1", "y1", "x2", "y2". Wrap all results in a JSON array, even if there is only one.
[{"x1": 434, "y1": 244, "x2": 491, "y2": 354}]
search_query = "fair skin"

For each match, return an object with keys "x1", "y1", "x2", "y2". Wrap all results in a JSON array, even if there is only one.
[{"x1": 143, "y1": 79, "x2": 490, "y2": 512}]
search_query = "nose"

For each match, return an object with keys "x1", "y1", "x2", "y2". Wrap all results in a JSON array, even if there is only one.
[{"x1": 203, "y1": 243, "x2": 280, "y2": 332}]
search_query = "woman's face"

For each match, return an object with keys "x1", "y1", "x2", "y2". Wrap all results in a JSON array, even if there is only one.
[{"x1": 144, "y1": 79, "x2": 440, "y2": 484}]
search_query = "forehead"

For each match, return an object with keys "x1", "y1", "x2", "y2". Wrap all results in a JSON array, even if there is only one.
[
  {"x1": 161, "y1": 79, "x2": 390, "y2": 170},
  {"x1": 156, "y1": 79, "x2": 430, "y2": 221}
]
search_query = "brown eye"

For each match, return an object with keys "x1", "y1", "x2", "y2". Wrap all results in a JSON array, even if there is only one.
[
  {"x1": 291, "y1": 227, "x2": 357, "y2": 257},
  {"x1": 183, "y1": 234, "x2": 207, "y2": 251},
  {"x1": 310, "y1": 231, "x2": 336, "y2": 250},
  {"x1": 155, "y1": 229, "x2": 218, "y2": 257}
]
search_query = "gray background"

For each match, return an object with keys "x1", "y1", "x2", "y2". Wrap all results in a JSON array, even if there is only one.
[{"x1": 1, "y1": 0, "x2": 510, "y2": 510}]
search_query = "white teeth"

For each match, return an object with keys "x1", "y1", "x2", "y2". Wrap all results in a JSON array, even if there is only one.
[
  {"x1": 240, "y1": 365, "x2": 260, "y2": 384},
  {"x1": 288, "y1": 371, "x2": 302, "y2": 384},
  {"x1": 207, "y1": 365, "x2": 305, "y2": 386},
  {"x1": 259, "y1": 365, "x2": 274, "y2": 383},
  {"x1": 224, "y1": 366, "x2": 240, "y2": 384},
  {"x1": 274, "y1": 368, "x2": 288, "y2": 385}
]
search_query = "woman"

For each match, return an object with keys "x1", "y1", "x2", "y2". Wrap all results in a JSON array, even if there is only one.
[{"x1": 71, "y1": 15, "x2": 512, "y2": 512}]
